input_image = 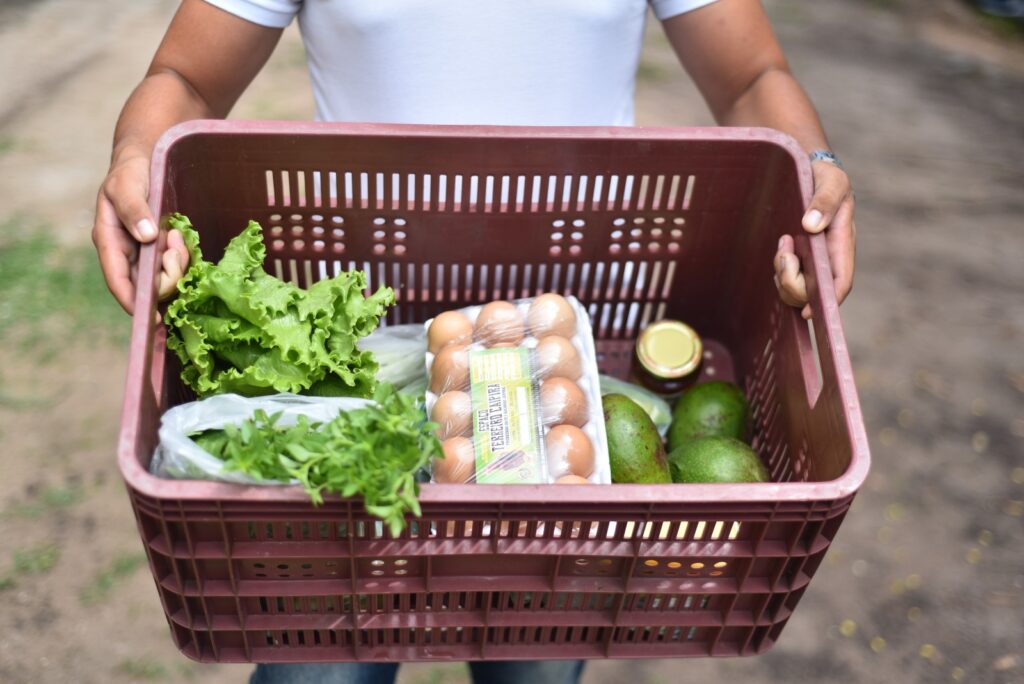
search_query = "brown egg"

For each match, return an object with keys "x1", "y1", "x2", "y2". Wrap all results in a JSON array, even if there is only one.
[
  {"x1": 430, "y1": 345, "x2": 470, "y2": 394},
  {"x1": 527, "y1": 294, "x2": 576, "y2": 338},
  {"x1": 534, "y1": 335, "x2": 582, "y2": 380},
  {"x1": 555, "y1": 474, "x2": 591, "y2": 485},
  {"x1": 428, "y1": 311, "x2": 474, "y2": 354},
  {"x1": 474, "y1": 301, "x2": 525, "y2": 346},
  {"x1": 434, "y1": 437, "x2": 476, "y2": 483},
  {"x1": 539, "y1": 377, "x2": 588, "y2": 427},
  {"x1": 546, "y1": 425, "x2": 594, "y2": 479},
  {"x1": 431, "y1": 391, "x2": 473, "y2": 439}
]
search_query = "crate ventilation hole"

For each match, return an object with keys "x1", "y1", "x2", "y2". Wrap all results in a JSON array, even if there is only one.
[{"x1": 265, "y1": 170, "x2": 696, "y2": 214}]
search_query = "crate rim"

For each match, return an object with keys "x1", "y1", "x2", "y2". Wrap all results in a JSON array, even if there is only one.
[
  {"x1": 118, "y1": 120, "x2": 870, "y2": 506},
  {"x1": 150, "y1": 118, "x2": 818, "y2": 154}
]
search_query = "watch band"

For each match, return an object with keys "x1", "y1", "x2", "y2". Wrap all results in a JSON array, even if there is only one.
[{"x1": 809, "y1": 149, "x2": 844, "y2": 170}]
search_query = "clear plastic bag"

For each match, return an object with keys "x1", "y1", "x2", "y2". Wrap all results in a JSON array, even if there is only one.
[
  {"x1": 598, "y1": 374, "x2": 672, "y2": 438},
  {"x1": 424, "y1": 294, "x2": 610, "y2": 485},
  {"x1": 358, "y1": 324, "x2": 428, "y2": 394},
  {"x1": 150, "y1": 394, "x2": 372, "y2": 483}
]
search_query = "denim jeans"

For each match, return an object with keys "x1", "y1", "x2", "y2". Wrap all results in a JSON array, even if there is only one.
[{"x1": 250, "y1": 660, "x2": 585, "y2": 684}]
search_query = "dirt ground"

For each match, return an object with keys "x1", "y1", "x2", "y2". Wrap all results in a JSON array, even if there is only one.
[{"x1": 1, "y1": 1, "x2": 1022, "y2": 682}]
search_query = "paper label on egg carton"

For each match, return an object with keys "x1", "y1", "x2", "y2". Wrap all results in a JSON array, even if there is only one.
[{"x1": 468, "y1": 348, "x2": 546, "y2": 484}]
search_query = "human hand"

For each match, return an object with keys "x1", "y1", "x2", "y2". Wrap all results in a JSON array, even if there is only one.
[
  {"x1": 774, "y1": 160, "x2": 856, "y2": 320},
  {"x1": 92, "y1": 154, "x2": 189, "y2": 315}
]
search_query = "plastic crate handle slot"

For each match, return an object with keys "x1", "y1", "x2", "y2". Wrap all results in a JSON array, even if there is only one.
[
  {"x1": 795, "y1": 230, "x2": 846, "y2": 411},
  {"x1": 790, "y1": 237, "x2": 824, "y2": 409},
  {"x1": 789, "y1": 227, "x2": 867, "y2": 483}
]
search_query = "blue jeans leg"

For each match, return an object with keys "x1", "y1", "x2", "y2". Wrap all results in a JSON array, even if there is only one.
[
  {"x1": 250, "y1": 663, "x2": 399, "y2": 684},
  {"x1": 468, "y1": 660, "x2": 585, "y2": 684}
]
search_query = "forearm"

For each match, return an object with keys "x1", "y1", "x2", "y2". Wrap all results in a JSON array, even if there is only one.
[
  {"x1": 718, "y1": 68, "x2": 830, "y2": 154},
  {"x1": 660, "y1": 0, "x2": 855, "y2": 314},
  {"x1": 111, "y1": 70, "x2": 216, "y2": 166},
  {"x1": 94, "y1": 0, "x2": 284, "y2": 312}
]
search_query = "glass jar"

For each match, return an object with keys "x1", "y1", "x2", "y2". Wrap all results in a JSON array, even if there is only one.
[{"x1": 631, "y1": 320, "x2": 703, "y2": 397}]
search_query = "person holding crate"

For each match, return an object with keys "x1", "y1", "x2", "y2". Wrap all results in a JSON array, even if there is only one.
[{"x1": 91, "y1": 1, "x2": 857, "y2": 682}]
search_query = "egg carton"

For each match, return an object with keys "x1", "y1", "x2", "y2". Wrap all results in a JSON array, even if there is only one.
[{"x1": 423, "y1": 295, "x2": 610, "y2": 485}]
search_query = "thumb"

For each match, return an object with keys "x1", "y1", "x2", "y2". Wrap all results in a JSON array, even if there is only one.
[
  {"x1": 803, "y1": 163, "x2": 849, "y2": 234},
  {"x1": 777, "y1": 251, "x2": 808, "y2": 308},
  {"x1": 165, "y1": 227, "x2": 190, "y2": 271},
  {"x1": 158, "y1": 247, "x2": 185, "y2": 301}
]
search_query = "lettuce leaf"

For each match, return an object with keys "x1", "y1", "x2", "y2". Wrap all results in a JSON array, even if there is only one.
[{"x1": 164, "y1": 214, "x2": 394, "y2": 398}]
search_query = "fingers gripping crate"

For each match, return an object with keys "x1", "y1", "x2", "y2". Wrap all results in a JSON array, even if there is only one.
[{"x1": 119, "y1": 121, "x2": 870, "y2": 663}]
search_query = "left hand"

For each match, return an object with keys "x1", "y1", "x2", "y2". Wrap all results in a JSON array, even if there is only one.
[{"x1": 774, "y1": 160, "x2": 856, "y2": 319}]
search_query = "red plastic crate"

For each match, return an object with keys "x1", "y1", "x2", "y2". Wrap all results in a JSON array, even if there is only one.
[{"x1": 118, "y1": 121, "x2": 870, "y2": 663}]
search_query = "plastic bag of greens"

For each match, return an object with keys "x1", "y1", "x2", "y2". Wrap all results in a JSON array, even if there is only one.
[
  {"x1": 598, "y1": 374, "x2": 672, "y2": 438},
  {"x1": 151, "y1": 394, "x2": 371, "y2": 483},
  {"x1": 357, "y1": 324, "x2": 428, "y2": 395},
  {"x1": 399, "y1": 375, "x2": 428, "y2": 400}
]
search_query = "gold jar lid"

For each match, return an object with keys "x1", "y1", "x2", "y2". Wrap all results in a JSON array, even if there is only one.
[{"x1": 636, "y1": 320, "x2": 703, "y2": 379}]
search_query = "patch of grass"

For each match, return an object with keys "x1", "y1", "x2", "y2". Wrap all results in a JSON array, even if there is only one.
[
  {"x1": 176, "y1": 662, "x2": 200, "y2": 681},
  {"x1": 2, "y1": 484, "x2": 85, "y2": 519},
  {"x1": 636, "y1": 60, "x2": 668, "y2": 83},
  {"x1": 1, "y1": 542, "x2": 62, "y2": 588},
  {"x1": 80, "y1": 552, "x2": 148, "y2": 605},
  {"x1": 766, "y1": 0, "x2": 812, "y2": 24},
  {"x1": 42, "y1": 484, "x2": 81, "y2": 507},
  {"x1": 425, "y1": 669, "x2": 451, "y2": 684},
  {"x1": 113, "y1": 657, "x2": 168, "y2": 681},
  {"x1": 978, "y1": 12, "x2": 1024, "y2": 40},
  {"x1": 13, "y1": 543, "x2": 60, "y2": 574},
  {"x1": 408, "y1": 664, "x2": 468, "y2": 684},
  {"x1": 0, "y1": 136, "x2": 16, "y2": 156},
  {"x1": 0, "y1": 387, "x2": 53, "y2": 410},
  {"x1": 940, "y1": 1, "x2": 1023, "y2": 38},
  {"x1": 283, "y1": 40, "x2": 309, "y2": 68},
  {"x1": 0, "y1": 216, "x2": 128, "y2": 355}
]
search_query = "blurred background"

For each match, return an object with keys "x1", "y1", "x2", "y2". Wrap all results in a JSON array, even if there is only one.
[{"x1": 0, "y1": 0, "x2": 1021, "y2": 682}]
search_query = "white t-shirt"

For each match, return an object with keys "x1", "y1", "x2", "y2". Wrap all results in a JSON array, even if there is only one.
[{"x1": 205, "y1": 0, "x2": 718, "y2": 125}]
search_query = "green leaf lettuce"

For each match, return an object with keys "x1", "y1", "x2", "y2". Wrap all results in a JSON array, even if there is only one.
[{"x1": 164, "y1": 214, "x2": 394, "y2": 398}]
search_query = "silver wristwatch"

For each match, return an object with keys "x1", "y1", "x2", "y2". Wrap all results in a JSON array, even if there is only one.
[{"x1": 809, "y1": 150, "x2": 844, "y2": 170}]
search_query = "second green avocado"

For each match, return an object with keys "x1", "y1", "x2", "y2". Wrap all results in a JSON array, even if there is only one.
[
  {"x1": 603, "y1": 393, "x2": 671, "y2": 484},
  {"x1": 668, "y1": 436, "x2": 769, "y2": 484},
  {"x1": 668, "y1": 381, "x2": 750, "y2": 451}
]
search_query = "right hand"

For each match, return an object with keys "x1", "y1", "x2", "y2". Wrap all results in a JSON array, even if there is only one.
[{"x1": 92, "y1": 155, "x2": 189, "y2": 314}]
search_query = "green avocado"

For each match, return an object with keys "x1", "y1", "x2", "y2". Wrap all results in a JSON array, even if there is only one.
[
  {"x1": 603, "y1": 393, "x2": 671, "y2": 484},
  {"x1": 668, "y1": 436, "x2": 769, "y2": 484},
  {"x1": 668, "y1": 381, "x2": 750, "y2": 451}
]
